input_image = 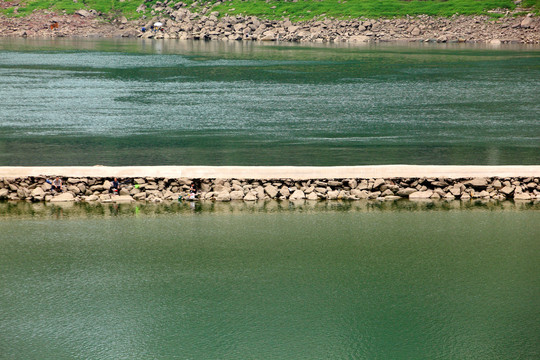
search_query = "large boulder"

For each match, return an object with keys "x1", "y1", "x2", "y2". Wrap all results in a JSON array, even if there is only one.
[
  {"x1": 50, "y1": 192, "x2": 75, "y2": 202},
  {"x1": 409, "y1": 190, "x2": 434, "y2": 200},
  {"x1": 31, "y1": 187, "x2": 45, "y2": 200},
  {"x1": 264, "y1": 184, "x2": 278, "y2": 198},
  {"x1": 396, "y1": 188, "x2": 417, "y2": 197},
  {"x1": 216, "y1": 191, "x2": 231, "y2": 201},
  {"x1": 465, "y1": 178, "x2": 488, "y2": 188},
  {"x1": 289, "y1": 190, "x2": 306, "y2": 200},
  {"x1": 243, "y1": 192, "x2": 257, "y2": 201},
  {"x1": 230, "y1": 190, "x2": 244, "y2": 200},
  {"x1": 0, "y1": 188, "x2": 9, "y2": 199},
  {"x1": 514, "y1": 192, "x2": 531, "y2": 200},
  {"x1": 521, "y1": 16, "x2": 533, "y2": 28}
]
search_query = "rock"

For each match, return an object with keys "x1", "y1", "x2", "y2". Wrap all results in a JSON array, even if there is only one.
[
  {"x1": 279, "y1": 186, "x2": 290, "y2": 197},
  {"x1": 409, "y1": 190, "x2": 434, "y2": 199},
  {"x1": 383, "y1": 196, "x2": 401, "y2": 201},
  {"x1": 500, "y1": 186, "x2": 514, "y2": 195},
  {"x1": 85, "y1": 194, "x2": 99, "y2": 202},
  {"x1": 67, "y1": 185, "x2": 80, "y2": 194},
  {"x1": 473, "y1": 190, "x2": 490, "y2": 198},
  {"x1": 449, "y1": 186, "x2": 462, "y2": 196},
  {"x1": 264, "y1": 184, "x2": 279, "y2": 198},
  {"x1": 327, "y1": 190, "x2": 339, "y2": 200},
  {"x1": 133, "y1": 192, "x2": 147, "y2": 200},
  {"x1": 216, "y1": 191, "x2": 231, "y2": 201},
  {"x1": 460, "y1": 192, "x2": 471, "y2": 200},
  {"x1": 75, "y1": 10, "x2": 92, "y2": 18},
  {"x1": 396, "y1": 188, "x2": 417, "y2": 197},
  {"x1": 521, "y1": 17, "x2": 533, "y2": 28},
  {"x1": 514, "y1": 192, "x2": 531, "y2": 200},
  {"x1": 351, "y1": 189, "x2": 369, "y2": 199},
  {"x1": 306, "y1": 192, "x2": 319, "y2": 200},
  {"x1": 31, "y1": 187, "x2": 45, "y2": 198},
  {"x1": 230, "y1": 190, "x2": 244, "y2": 200},
  {"x1": 0, "y1": 188, "x2": 9, "y2": 199},
  {"x1": 50, "y1": 192, "x2": 75, "y2": 202},
  {"x1": 372, "y1": 178, "x2": 385, "y2": 189},
  {"x1": 411, "y1": 27, "x2": 421, "y2": 36},
  {"x1": 381, "y1": 189, "x2": 394, "y2": 197},
  {"x1": 289, "y1": 190, "x2": 306, "y2": 200},
  {"x1": 114, "y1": 195, "x2": 135, "y2": 203},
  {"x1": 492, "y1": 179, "x2": 503, "y2": 189},
  {"x1": 465, "y1": 178, "x2": 488, "y2": 188},
  {"x1": 244, "y1": 193, "x2": 257, "y2": 201},
  {"x1": 368, "y1": 191, "x2": 381, "y2": 199},
  {"x1": 490, "y1": 39, "x2": 501, "y2": 45}
]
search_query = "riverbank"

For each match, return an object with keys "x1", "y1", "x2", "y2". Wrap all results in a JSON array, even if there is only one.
[
  {"x1": 1, "y1": 166, "x2": 539, "y2": 203},
  {"x1": 1, "y1": 8, "x2": 538, "y2": 44}
]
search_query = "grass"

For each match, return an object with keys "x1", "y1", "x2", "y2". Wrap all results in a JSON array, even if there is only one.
[
  {"x1": 210, "y1": 0, "x2": 520, "y2": 20},
  {"x1": 2, "y1": 0, "x2": 142, "y2": 18},
  {"x1": 2, "y1": 0, "x2": 538, "y2": 20}
]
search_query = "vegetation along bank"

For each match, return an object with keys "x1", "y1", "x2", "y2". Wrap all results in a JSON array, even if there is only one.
[{"x1": 1, "y1": 0, "x2": 539, "y2": 43}]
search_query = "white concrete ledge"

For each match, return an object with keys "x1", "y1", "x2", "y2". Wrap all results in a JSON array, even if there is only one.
[{"x1": 1, "y1": 165, "x2": 539, "y2": 180}]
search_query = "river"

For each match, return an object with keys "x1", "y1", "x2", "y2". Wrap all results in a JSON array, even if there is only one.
[
  {"x1": 0, "y1": 201, "x2": 539, "y2": 359},
  {"x1": 0, "y1": 38, "x2": 539, "y2": 166}
]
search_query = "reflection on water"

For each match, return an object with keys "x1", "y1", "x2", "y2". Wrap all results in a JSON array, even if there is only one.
[
  {"x1": 1, "y1": 199, "x2": 539, "y2": 219},
  {"x1": 1, "y1": 200, "x2": 539, "y2": 359}
]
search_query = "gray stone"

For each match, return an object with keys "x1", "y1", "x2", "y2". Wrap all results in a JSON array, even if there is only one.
[
  {"x1": 409, "y1": 190, "x2": 434, "y2": 199},
  {"x1": 306, "y1": 192, "x2": 319, "y2": 200},
  {"x1": 216, "y1": 191, "x2": 231, "y2": 201},
  {"x1": 50, "y1": 192, "x2": 75, "y2": 202},
  {"x1": 327, "y1": 190, "x2": 339, "y2": 200},
  {"x1": 31, "y1": 187, "x2": 45, "y2": 198},
  {"x1": 244, "y1": 192, "x2": 257, "y2": 201},
  {"x1": 521, "y1": 16, "x2": 533, "y2": 28},
  {"x1": 279, "y1": 186, "x2": 290, "y2": 197},
  {"x1": 289, "y1": 189, "x2": 306, "y2": 200},
  {"x1": 500, "y1": 186, "x2": 514, "y2": 195},
  {"x1": 465, "y1": 178, "x2": 488, "y2": 188},
  {"x1": 381, "y1": 189, "x2": 394, "y2": 197},
  {"x1": 352, "y1": 189, "x2": 369, "y2": 199},
  {"x1": 372, "y1": 178, "x2": 385, "y2": 189},
  {"x1": 133, "y1": 192, "x2": 147, "y2": 200},
  {"x1": 264, "y1": 184, "x2": 278, "y2": 198},
  {"x1": 396, "y1": 188, "x2": 417, "y2": 197},
  {"x1": 514, "y1": 192, "x2": 531, "y2": 200},
  {"x1": 230, "y1": 190, "x2": 244, "y2": 200}
]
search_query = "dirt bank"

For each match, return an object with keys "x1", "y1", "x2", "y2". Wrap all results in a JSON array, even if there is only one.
[{"x1": 1, "y1": 8, "x2": 539, "y2": 44}]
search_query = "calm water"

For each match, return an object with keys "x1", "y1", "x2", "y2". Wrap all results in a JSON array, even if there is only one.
[
  {"x1": 1, "y1": 201, "x2": 539, "y2": 359},
  {"x1": 0, "y1": 38, "x2": 539, "y2": 166}
]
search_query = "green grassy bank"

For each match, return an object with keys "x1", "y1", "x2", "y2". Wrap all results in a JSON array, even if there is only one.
[{"x1": 3, "y1": 0, "x2": 539, "y2": 20}]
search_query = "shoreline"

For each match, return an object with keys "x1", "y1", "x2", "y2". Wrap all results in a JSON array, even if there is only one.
[
  {"x1": 1, "y1": 166, "x2": 539, "y2": 203},
  {"x1": 1, "y1": 10, "x2": 538, "y2": 44}
]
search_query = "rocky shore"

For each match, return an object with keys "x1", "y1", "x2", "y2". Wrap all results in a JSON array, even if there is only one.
[
  {"x1": 1, "y1": 175, "x2": 539, "y2": 203},
  {"x1": 1, "y1": 5, "x2": 539, "y2": 44}
]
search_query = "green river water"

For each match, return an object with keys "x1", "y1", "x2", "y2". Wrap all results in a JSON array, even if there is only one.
[
  {"x1": 0, "y1": 38, "x2": 539, "y2": 165},
  {"x1": 1, "y1": 201, "x2": 539, "y2": 359},
  {"x1": 1, "y1": 38, "x2": 539, "y2": 359}
]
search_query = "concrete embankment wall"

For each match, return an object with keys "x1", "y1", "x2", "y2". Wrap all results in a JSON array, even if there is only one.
[{"x1": 0, "y1": 166, "x2": 539, "y2": 203}]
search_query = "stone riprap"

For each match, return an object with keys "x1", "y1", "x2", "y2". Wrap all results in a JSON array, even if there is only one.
[
  {"x1": 1, "y1": 5, "x2": 539, "y2": 44},
  {"x1": 1, "y1": 176, "x2": 539, "y2": 203}
]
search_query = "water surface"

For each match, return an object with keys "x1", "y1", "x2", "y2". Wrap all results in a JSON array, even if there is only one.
[
  {"x1": 0, "y1": 38, "x2": 539, "y2": 166},
  {"x1": 1, "y1": 201, "x2": 539, "y2": 359}
]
